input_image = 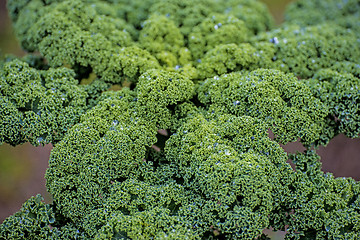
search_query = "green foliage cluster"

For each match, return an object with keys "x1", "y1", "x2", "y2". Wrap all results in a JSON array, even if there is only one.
[
  {"x1": 254, "y1": 24, "x2": 360, "y2": 79},
  {"x1": 285, "y1": 0, "x2": 360, "y2": 37},
  {"x1": 197, "y1": 69, "x2": 329, "y2": 146},
  {"x1": 306, "y1": 69, "x2": 360, "y2": 139},
  {"x1": 286, "y1": 151, "x2": 360, "y2": 239},
  {"x1": 0, "y1": 57, "x2": 108, "y2": 146},
  {"x1": 1, "y1": 0, "x2": 360, "y2": 239}
]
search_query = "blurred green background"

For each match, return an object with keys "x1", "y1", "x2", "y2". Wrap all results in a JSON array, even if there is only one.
[{"x1": 1, "y1": 1, "x2": 360, "y2": 239}]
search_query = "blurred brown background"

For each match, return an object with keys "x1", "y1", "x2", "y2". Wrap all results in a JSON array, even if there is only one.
[
  {"x1": 1, "y1": 0, "x2": 52, "y2": 222},
  {"x1": 0, "y1": 0, "x2": 359, "y2": 239}
]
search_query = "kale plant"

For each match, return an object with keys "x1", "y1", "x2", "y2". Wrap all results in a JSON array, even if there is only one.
[{"x1": 1, "y1": 0, "x2": 360, "y2": 239}]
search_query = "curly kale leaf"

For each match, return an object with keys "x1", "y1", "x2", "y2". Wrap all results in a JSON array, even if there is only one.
[
  {"x1": 8, "y1": 0, "x2": 161, "y2": 84},
  {"x1": 139, "y1": 14, "x2": 185, "y2": 67},
  {"x1": 255, "y1": 24, "x2": 360, "y2": 78},
  {"x1": 223, "y1": 0, "x2": 274, "y2": 34},
  {"x1": 196, "y1": 43, "x2": 268, "y2": 79},
  {"x1": 136, "y1": 69, "x2": 195, "y2": 129},
  {"x1": 197, "y1": 68, "x2": 329, "y2": 146},
  {"x1": 0, "y1": 195, "x2": 57, "y2": 239},
  {"x1": 285, "y1": 0, "x2": 360, "y2": 37},
  {"x1": 0, "y1": 59, "x2": 91, "y2": 146},
  {"x1": 286, "y1": 151, "x2": 360, "y2": 240},
  {"x1": 306, "y1": 69, "x2": 360, "y2": 139},
  {"x1": 0, "y1": 194, "x2": 89, "y2": 239},
  {"x1": 45, "y1": 71, "x2": 194, "y2": 224},
  {"x1": 149, "y1": 0, "x2": 223, "y2": 37},
  {"x1": 188, "y1": 14, "x2": 249, "y2": 61},
  {"x1": 165, "y1": 113, "x2": 293, "y2": 239}
]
